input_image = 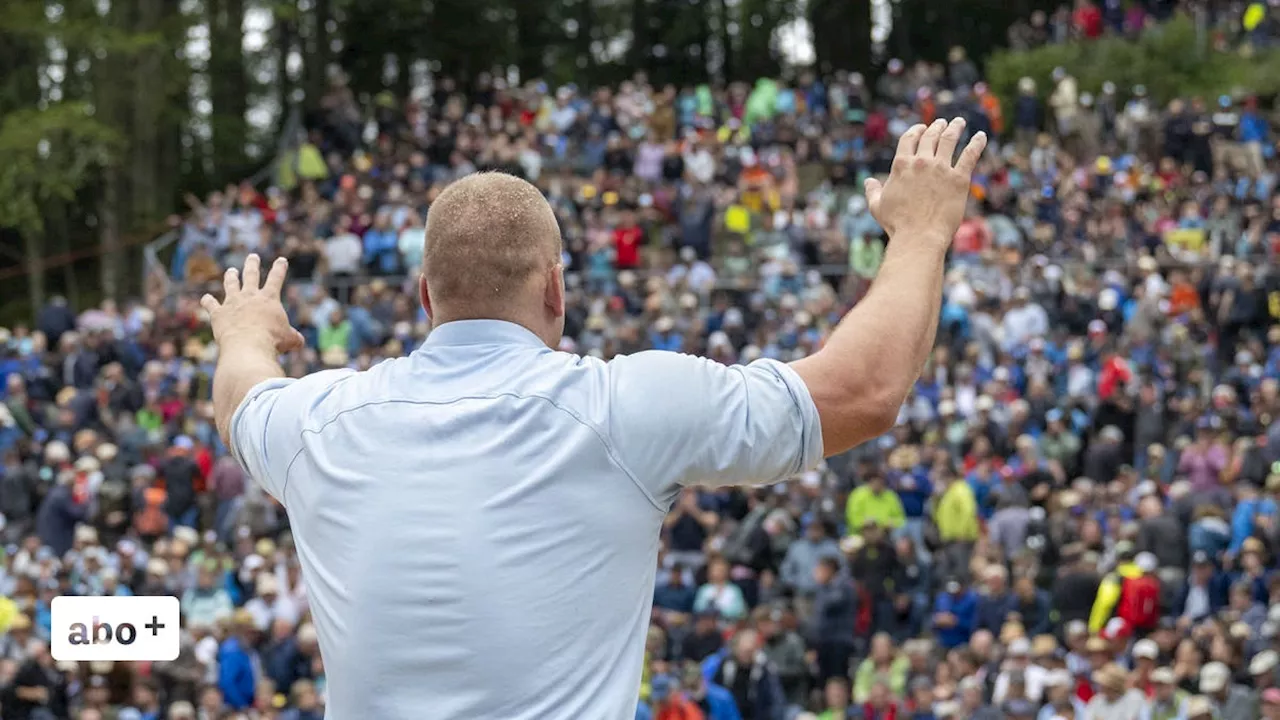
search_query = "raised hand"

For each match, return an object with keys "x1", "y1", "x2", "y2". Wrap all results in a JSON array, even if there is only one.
[
  {"x1": 201, "y1": 254, "x2": 305, "y2": 354},
  {"x1": 863, "y1": 118, "x2": 986, "y2": 245}
]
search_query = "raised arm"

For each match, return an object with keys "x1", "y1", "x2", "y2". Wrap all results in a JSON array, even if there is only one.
[
  {"x1": 202, "y1": 254, "x2": 305, "y2": 445},
  {"x1": 792, "y1": 118, "x2": 986, "y2": 456}
]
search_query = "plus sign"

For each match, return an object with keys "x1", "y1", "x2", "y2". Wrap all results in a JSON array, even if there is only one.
[{"x1": 145, "y1": 615, "x2": 166, "y2": 636}]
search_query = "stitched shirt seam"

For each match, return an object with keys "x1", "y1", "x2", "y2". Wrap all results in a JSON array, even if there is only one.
[{"x1": 278, "y1": 392, "x2": 665, "y2": 512}]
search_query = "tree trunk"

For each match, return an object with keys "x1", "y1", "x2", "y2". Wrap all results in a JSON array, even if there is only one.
[
  {"x1": 715, "y1": 0, "x2": 733, "y2": 82},
  {"x1": 24, "y1": 230, "x2": 44, "y2": 311},
  {"x1": 125, "y1": 0, "x2": 163, "y2": 301},
  {"x1": 52, "y1": 201, "x2": 81, "y2": 311},
  {"x1": 628, "y1": 0, "x2": 649, "y2": 69},
  {"x1": 513, "y1": 0, "x2": 548, "y2": 83},
  {"x1": 303, "y1": 0, "x2": 331, "y2": 103},
  {"x1": 100, "y1": 168, "x2": 121, "y2": 302},
  {"x1": 276, "y1": 2, "x2": 297, "y2": 135},
  {"x1": 208, "y1": 0, "x2": 248, "y2": 178}
]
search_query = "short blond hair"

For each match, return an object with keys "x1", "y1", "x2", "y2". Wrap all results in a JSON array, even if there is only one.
[{"x1": 423, "y1": 172, "x2": 561, "y2": 316}]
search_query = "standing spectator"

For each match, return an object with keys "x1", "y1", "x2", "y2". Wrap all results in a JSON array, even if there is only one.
[
  {"x1": 160, "y1": 437, "x2": 203, "y2": 530},
  {"x1": 681, "y1": 663, "x2": 741, "y2": 720},
  {"x1": 217, "y1": 611, "x2": 259, "y2": 710},
  {"x1": 932, "y1": 579, "x2": 978, "y2": 650},
  {"x1": 809, "y1": 557, "x2": 857, "y2": 684},
  {"x1": 846, "y1": 475, "x2": 906, "y2": 534},
  {"x1": 713, "y1": 630, "x2": 785, "y2": 720}
]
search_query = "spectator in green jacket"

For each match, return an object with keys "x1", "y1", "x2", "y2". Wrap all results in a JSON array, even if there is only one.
[{"x1": 845, "y1": 475, "x2": 905, "y2": 536}]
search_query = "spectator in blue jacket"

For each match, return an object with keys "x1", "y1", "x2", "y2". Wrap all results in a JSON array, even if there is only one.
[
  {"x1": 683, "y1": 662, "x2": 744, "y2": 720},
  {"x1": 360, "y1": 212, "x2": 401, "y2": 275},
  {"x1": 932, "y1": 578, "x2": 978, "y2": 650},
  {"x1": 217, "y1": 611, "x2": 259, "y2": 710},
  {"x1": 779, "y1": 520, "x2": 842, "y2": 598},
  {"x1": 1174, "y1": 551, "x2": 1230, "y2": 623},
  {"x1": 654, "y1": 564, "x2": 697, "y2": 614},
  {"x1": 974, "y1": 565, "x2": 1017, "y2": 633}
]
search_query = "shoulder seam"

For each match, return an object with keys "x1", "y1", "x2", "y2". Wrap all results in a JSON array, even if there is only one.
[{"x1": 279, "y1": 392, "x2": 665, "y2": 512}]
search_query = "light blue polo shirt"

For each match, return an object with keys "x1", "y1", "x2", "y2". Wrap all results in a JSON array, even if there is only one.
[{"x1": 231, "y1": 319, "x2": 823, "y2": 719}]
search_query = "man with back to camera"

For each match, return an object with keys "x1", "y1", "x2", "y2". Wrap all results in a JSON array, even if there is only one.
[{"x1": 201, "y1": 117, "x2": 986, "y2": 719}]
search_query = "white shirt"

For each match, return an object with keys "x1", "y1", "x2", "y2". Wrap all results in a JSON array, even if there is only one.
[
  {"x1": 231, "y1": 320, "x2": 823, "y2": 720},
  {"x1": 226, "y1": 210, "x2": 263, "y2": 250},
  {"x1": 325, "y1": 234, "x2": 363, "y2": 274},
  {"x1": 684, "y1": 149, "x2": 716, "y2": 184}
]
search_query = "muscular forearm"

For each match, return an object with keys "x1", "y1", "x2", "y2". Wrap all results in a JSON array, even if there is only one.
[
  {"x1": 213, "y1": 332, "x2": 286, "y2": 446},
  {"x1": 794, "y1": 235, "x2": 948, "y2": 455}
]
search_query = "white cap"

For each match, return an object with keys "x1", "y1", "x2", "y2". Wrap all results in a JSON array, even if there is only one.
[
  {"x1": 1200, "y1": 662, "x2": 1230, "y2": 693},
  {"x1": 1185, "y1": 696, "x2": 1214, "y2": 717},
  {"x1": 1133, "y1": 639, "x2": 1159, "y2": 660},
  {"x1": 1008, "y1": 638, "x2": 1031, "y2": 656},
  {"x1": 1043, "y1": 669, "x2": 1073, "y2": 688},
  {"x1": 1251, "y1": 650, "x2": 1279, "y2": 676},
  {"x1": 1135, "y1": 552, "x2": 1158, "y2": 573}
]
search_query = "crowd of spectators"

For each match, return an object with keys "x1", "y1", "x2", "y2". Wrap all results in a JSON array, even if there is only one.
[{"x1": 5, "y1": 1, "x2": 1280, "y2": 719}]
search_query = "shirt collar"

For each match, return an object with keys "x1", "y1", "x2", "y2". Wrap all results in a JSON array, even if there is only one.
[{"x1": 420, "y1": 320, "x2": 548, "y2": 349}]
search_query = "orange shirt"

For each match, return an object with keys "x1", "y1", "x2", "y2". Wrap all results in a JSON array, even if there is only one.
[
  {"x1": 655, "y1": 697, "x2": 706, "y2": 720},
  {"x1": 980, "y1": 94, "x2": 1004, "y2": 135},
  {"x1": 1169, "y1": 281, "x2": 1200, "y2": 316}
]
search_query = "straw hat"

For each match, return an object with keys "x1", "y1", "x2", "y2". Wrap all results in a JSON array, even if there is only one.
[{"x1": 1092, "y1": 663, "x2": 1127, "y2": 691}]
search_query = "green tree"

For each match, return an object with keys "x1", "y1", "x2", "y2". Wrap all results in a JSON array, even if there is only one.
[
  {"x1": 0, "y1": 104, "x2": 120, "y2": 312},
  {"x1": 987, "y1": 15, "x2": 1280, "y2": 121}
]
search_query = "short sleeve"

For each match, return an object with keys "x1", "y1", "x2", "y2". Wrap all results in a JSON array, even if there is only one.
[
  {"x1": 229, "y1": 369, "x2": 355, "y2": 504},
  {"x1": 606, "y1": 351, "x2": 823, "y2": 507}
]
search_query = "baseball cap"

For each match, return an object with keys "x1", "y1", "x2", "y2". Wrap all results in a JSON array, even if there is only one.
[
  {"x1": 173, "y1": 435, "x2": 194, "y2": 450},
  {"x1": 1132, "y1": 639, "x2": 1159, "y2": 660},
  {"x1": 1151, "y1": 667, "x2": 1176, "y2": 685},
  {"x1": 1134, "y1": 552, "x2": 1158, "y2": 573},
  {"x1": 1199, "y1": 662, "x2": 1230, "y2": 693},
  {"x1": 1251, "y1": 650, "x2": 1278, "y2": 676},
  {"x1": 1008, "y1": 638, "x2": 1031, "y2": 656},
  {"x1": 650, "y1": 674, "x2": 674, "y2": 700}
]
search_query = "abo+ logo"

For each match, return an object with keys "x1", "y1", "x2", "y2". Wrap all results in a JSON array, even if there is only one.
[{"x1": 51, "y1": 596, "x2": 180, "y2": 662}]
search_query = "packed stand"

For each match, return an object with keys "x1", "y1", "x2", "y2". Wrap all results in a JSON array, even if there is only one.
[{"x1": 3, "y1": 5, "x2": 1280, "y2": 720}]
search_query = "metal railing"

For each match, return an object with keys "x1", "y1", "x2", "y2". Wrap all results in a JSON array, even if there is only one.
[{"x1": 151, "y1": 245, "x2": 1274, "y2": 306}]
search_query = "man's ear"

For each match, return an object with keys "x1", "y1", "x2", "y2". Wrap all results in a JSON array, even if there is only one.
[
  {"x1": 545, "y1": 263, "x2": 565, "y2": 318},
  {"x1": 418, "y1": 275, "x2": 433, "y2": 319}
]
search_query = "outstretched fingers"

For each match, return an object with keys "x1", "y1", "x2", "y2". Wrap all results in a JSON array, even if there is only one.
[
  {"x1": 864, "y1": 177, "x2": 884, "y2": 210},
  {"x1": 223, "y1": 267, "x2": 241, "y2": 298},
  {"x1": 200, "y1": 294, "x2": 220, "y2": 315},
  {"x1": 242, "y1": 253, "x2": 262, "y2": 292},
  {"x1": 263, "y1": 256, "x2": 289, "y2": 297},
  {"x1": 954, "y1": 131, "x2": 989, "y2": 177},
  {"x1": 917, "y1": 119, "x2": 947, "y2": 158},
  {"x1": 935, "y1": 118, "x2": 967, "y2": 164},
  {"x1": 896, "y1": 123, "x2": 927, "y2": 159}
]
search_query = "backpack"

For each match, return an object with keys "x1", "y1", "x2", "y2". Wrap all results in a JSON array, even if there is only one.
[
  {"x1": 1116, "y1": 573, "x2": 1160, "y2": 630},
  {"x1": 134, "y1": 487, "x2": 168, "y2": 537}
]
